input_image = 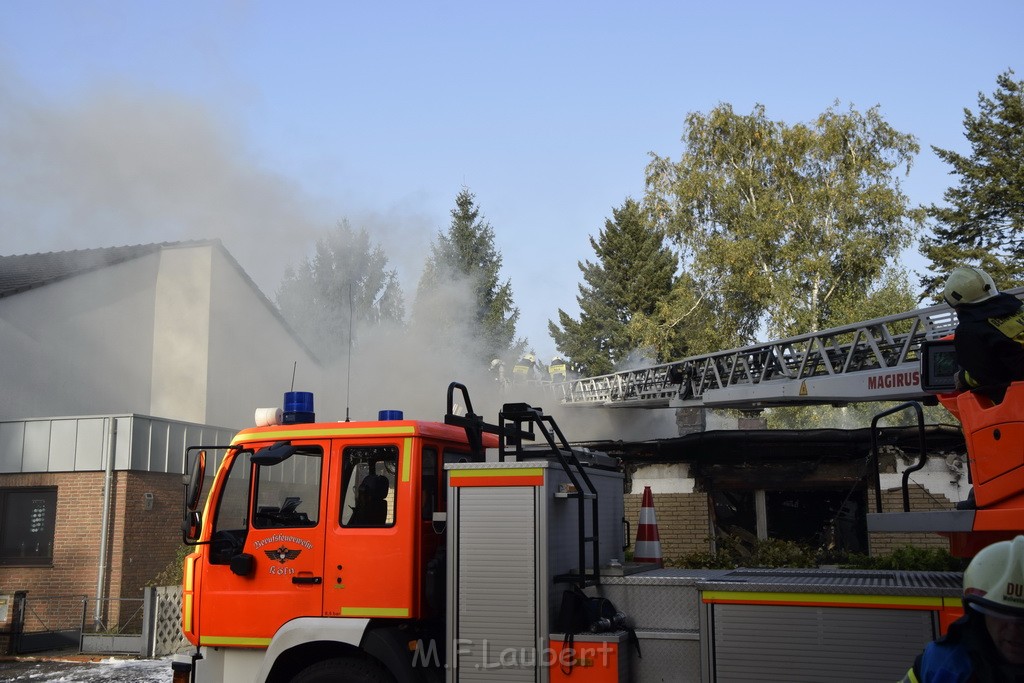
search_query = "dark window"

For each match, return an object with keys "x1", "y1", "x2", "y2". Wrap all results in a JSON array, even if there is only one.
[
  {"x1": 422, "y1": 446, "x2": 438, "y2": 520},
  {"x1": 209, "y1": 452, "x2": 251, "y2": 565},
  {"x1": 253, "y1": 449, "x2": 323, "y2": 529},
  {"x1": 341, "y1": 446, "x2": 398, "y2": 527},
  {"x1": 0, "y1": 488, "x2": 57, "y2": 566}
]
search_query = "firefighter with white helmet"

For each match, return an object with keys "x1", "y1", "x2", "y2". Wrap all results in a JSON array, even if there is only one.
[
  {"x1": 903, "y1": 536, "x2": 1024, "y2": 681},
  {"x1": 512, "y1": 352, "x2": 537, "y2": 383},
  {"x1": 942, "y1": 265, "x2": 1024, "y2": 402}
]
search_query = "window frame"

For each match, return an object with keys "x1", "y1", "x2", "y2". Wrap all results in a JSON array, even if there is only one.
[{"x1": 0, "y1": 486, "x2": 58, "y2": 567}]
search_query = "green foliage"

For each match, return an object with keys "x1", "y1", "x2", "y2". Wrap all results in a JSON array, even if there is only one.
[
  {"x1": 841, "y1": 545, "x2": 967, "y2": 572},
  {"x1": 674, "y1": 536, "x2": 816, "y2": 569},
  {"x1": 645, "y1": 102, "x2": 923, "y2": 352},
  {"x1": 414, "y1": 188, "x2": 521, "y2": 361},
  {"x1": 276, "y1": 220, "x2": 405, "y2": 362},
  {"x1": 548, "y1": 198, "x2": 678, "y2": 375},
  {"x1": 920, "y1": 70, "x2": 1024, "y2": 296},
  {"x1": 673, "y1": 536, "x2": 965, "y2": 572},
  {"x1": 765, "y1": 399, "x2": 953, "y2": 429},
  {"x1": 149, "y1": 544, "x2": 191, "y2": 587}
]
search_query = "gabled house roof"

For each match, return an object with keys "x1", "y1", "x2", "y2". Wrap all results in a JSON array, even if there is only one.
[
  {"x1": 0, "y1": 239, "x2": 320, "y2": 362},
  {"x1": 0, "y1": 241, "x2": 195, "y2": 299}
]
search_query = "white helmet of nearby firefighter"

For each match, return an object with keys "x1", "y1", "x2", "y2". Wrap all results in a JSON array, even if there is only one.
[
  {"x1": 943, "y1": 266, "x2": 998, "y2": 307},
  {"x1": 963, "y1": 536, "x2": 1024, "y2": 619}
]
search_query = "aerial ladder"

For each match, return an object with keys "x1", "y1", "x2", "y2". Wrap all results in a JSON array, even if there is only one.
[
  {"x1": 547, "y1": 289, "x2": 1024, "y2": 411},
  {"x1": 542, "y1": 288, "x2": 1024, "y2": 558}
]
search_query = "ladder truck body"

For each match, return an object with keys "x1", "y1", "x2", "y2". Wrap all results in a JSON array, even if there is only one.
[
  {"x1": 173, "y1": 382, "x2": 970, "y2": 683},
  {"x1": 170, "y1": 287, "x2": 1024, "y2": 683}
]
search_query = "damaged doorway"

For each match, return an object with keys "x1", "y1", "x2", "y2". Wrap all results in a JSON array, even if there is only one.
[{"x1": 711, "y1": 487, "x2": 867, "y2": 555}]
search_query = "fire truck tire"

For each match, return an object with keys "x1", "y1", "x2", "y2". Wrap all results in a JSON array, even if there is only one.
[{"x1": 290, "y1": 656, "x2": 394, "y2": 683}]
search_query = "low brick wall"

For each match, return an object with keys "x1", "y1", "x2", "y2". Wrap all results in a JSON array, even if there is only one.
[
  {"x1": 624, "y1": 492, "x2": 710, "y2": 561},
  {"x1": 867, "y1": 484, "x2": 953, "y2": 555}
]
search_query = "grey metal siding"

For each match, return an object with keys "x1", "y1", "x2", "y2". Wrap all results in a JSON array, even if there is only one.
[
  {"x1": 454, "y1": 485, "x2": 538, "y2": 682},
  {"x1": 711, "y1": 603, "x2": 936, "y2": 682},
  {"x1": 0, "y1": 414, "x2": 235, "y2": 474}
]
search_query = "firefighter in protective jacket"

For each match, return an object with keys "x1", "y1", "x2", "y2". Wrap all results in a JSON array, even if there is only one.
[
  {"x1": 902, "y1": 536, "x2": 1024, "y2": 682},
  {"x1": 512, "y1": 352, "x2": 537, "y2": 382},
  {"x1": 942, "y1": 266, "x2": 1024, "y2": 402},
  {"x1": 549, "y1": 356, "x2": 568, "y2": 383}
]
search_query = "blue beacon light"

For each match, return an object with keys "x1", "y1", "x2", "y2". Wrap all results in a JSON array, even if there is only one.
[{"x1": 283, "y1": 391, "x2": 315, "y2": 424}]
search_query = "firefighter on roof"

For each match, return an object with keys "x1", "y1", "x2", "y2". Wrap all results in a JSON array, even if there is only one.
[
  {"x1": 489, "y1": 358, "x2": 506, "y2": 385},
  {"x1": 512, "y1": 352, "x2": 537, "y2": 383},
  {"x1": 903, "y1": 536, "x2": 1024, "y2": 682},
  {"x1": 943, "y1": 266, "x2": 1024, "y2": 403},
  {"x1": 549, "y1": 355, "x2": 568, "y2": 382}
]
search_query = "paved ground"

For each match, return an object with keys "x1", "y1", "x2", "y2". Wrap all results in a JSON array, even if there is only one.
[{"x1": 0, "y1": 654, "x2": 172, "y2": 682}]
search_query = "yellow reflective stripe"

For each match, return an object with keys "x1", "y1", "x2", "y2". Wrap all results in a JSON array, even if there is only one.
[
  {"x1": 991, "y1": 311, "x2": 1024, "y2": 341},
  {"x1": 232, "y1": 425, "x2": 417, "y2": 444},
  {"x1": 183, "y1": 556, "x2": 195, "y2": 591},
  {"x1": 401, "y1": 438, "x2": 412, "y2": 482},
  {"x1": 340, "y1": 606, "x2": 410, "y2": 618},
  {"x1": 200, "y1": 635, "x2": 273, "y2": 647},
  {"x1": 183, "y1": 594, "x2": 193, "y2": 632},
  {"x1": 702, "y1": 590, "x2": 944, "y2": 608},
  {"x1": 450, "y1": 468, "x2": 544, "y2": 479},
  {"x1": 901, "y1": 667, "x2": 921, "y2": 683}
]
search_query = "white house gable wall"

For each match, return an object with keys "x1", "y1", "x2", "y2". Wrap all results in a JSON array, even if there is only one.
[
  {"x1": 0, "y1": 255, "x2": 159, "y2": 420},
  {"x1": 150, "y1": 246, "x2": 212, "y2": 424},
  {"x1": 205, "y1": 246, "x2": 322, "y2": 428}
]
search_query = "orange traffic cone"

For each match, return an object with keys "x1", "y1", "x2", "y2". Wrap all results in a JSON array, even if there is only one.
[{"x1": 633, "y1": 486, "x2": 663, "y2": 567}]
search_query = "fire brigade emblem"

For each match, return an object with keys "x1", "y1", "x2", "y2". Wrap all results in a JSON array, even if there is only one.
[{"x1": 265, "y1": 546, "x2": 301, "y2": 564}]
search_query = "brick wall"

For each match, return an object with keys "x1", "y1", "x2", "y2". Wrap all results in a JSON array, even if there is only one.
[
  {"x1": 0, "y1": 470, "x2": 183, "y2": 642},
  {"x1": 117, "y1": 472, "x2": 184, "y2": 598},
  {"x1": 624, "y1": 491, "x2": 710, "y2": 561},
  {"x1": 0, "y1": 472, "x2": 106, "y2": 600},
  {"x1": 866, "y1": 483, "x2": 953, "y2": 555}
]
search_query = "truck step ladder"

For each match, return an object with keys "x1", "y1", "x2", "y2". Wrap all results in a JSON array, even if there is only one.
[{"x1": 498, "y1": 402, "x2": 602, "y2": 588}]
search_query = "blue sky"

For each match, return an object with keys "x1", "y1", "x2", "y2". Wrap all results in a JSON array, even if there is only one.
[{"x1": 1, "y1": 1, "x2": 1021, "y2": 360}]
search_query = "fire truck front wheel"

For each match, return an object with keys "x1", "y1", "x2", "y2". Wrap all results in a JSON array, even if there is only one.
[{"x1": 290, "y1": 656, "x2": 393, "y2": 683}]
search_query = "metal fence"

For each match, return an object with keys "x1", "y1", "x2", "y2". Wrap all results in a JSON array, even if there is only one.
[{"x1": 5, "y1": 586, "x2": 188, "y2": 657}]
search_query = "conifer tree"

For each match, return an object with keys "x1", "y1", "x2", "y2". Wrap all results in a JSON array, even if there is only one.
[
  {"x1": 414, "y1": 188, "x2": 520, "y2": 361},
  {"x1": 920, "y1": 69, "x2": 1024, "y2": 294},
  {"x1": 276, "y1": 220, "x2": 405, "y2": 362},
  {"x1": 548, "y1": 198, "x2": 676, "y2": 376}
]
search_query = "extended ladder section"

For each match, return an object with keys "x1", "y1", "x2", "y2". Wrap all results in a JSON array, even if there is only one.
[
  {"x1": 498, "y1": 402, "x2": 602, "y2": 587},
  {"x1": 547, "y1": 289, "x2": 1024, "y2": 411}
]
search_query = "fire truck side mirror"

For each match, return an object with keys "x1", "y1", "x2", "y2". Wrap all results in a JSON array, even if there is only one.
[
  {"x1": 182, "y1": 510, "x2": 202, "y2": 543},
  {"x1": 251, "y1": 441, "x2": 296, "y2": 466},
  {"x1": 230, "y1": 553, "x2": 255, "y2": 577},
  {"x1": 185, "y1": 450, "x2": 207, "y2": 511}
]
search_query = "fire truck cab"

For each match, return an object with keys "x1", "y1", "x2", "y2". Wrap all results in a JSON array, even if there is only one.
[{"x1": 176, "y1": 384, "x2": 500, "y2": 683}]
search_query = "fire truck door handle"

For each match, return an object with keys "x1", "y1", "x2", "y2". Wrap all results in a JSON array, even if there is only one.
[
  {"x1": 622, "y1": 518, "x2": 630, "y2": 551},
  {"x1": 292, "y1": 576, "x2": 322, "y2": 585}
]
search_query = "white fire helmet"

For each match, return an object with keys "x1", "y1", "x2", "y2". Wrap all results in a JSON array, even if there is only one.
[
  {"x1": 942, "y1": 266, "x2": 998, "y2": 307},
  {"x1": 963, "y1": 536, "x2": 1024, "y2": 620}
]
